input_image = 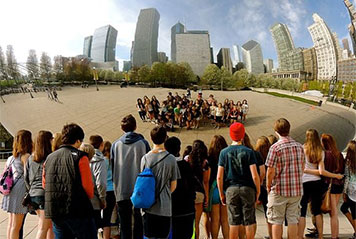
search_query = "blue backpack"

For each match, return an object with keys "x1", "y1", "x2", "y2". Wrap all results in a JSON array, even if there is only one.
[{"x1": 131, "y1": 153, "x2": 170, "y2": 209}]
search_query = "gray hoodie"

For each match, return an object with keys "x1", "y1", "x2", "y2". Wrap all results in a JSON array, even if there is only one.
[{"x1": 90, "y1": 149, "x2": 107, "y2": 210}]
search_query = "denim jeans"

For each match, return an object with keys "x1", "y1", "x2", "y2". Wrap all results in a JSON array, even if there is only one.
[
  {"x1": 117, "y1": 200, "x2": 143, "y2": 239},
  {"x1": 52, "y1": 217, "x2": 97, "y2": 239}
]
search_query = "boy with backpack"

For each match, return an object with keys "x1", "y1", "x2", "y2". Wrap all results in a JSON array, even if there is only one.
[{"x1": 140, "y1": 126, "x2": 180, "y2": 239}]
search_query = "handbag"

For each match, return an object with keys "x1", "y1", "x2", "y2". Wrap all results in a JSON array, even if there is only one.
[{"x1": 321, "y1": 179, "x2": 332, "y2": 213}]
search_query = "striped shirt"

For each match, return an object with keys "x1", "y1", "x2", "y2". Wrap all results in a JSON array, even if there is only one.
[{"x1": 265, "y1": 136, "x2": 305, "y2": 197}]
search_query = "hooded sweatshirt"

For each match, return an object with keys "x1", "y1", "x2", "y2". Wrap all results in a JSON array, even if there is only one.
[
  {"x1": 90, "y1": 149, "x2": 107, "y2": 210},
  {"x1": 111, "y1": 131, "x2": 150, "y2": 201}
]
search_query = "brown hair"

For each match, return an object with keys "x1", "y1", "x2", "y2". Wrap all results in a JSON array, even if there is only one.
[
  {"x1": 321, "y1": 133, "x2": 343, "y2": 171},
  {"x1": 255, "y1": 136, "x2": 271, "y2": 162},
  {"x1": 346, "y1": 140, "x2": 356, "y2": 174},
  {"x1": 267, "y1": 135, "x2": 278, "y2": 145},
  {"x1": 13, "y1": 130, "x2": 33, "y2": 164},
  {"x1": 304, "y1": 129, "x2": 323, "y2": 164},
  {"x1": 102, "y1": 141, "x2": 111, "y2": 158},
  {"x1": 89, "y1": 135, "x2": 103, "y2": 149},
  {"x1": 150, "y1": 126, "x2": 167, "y2": 145},
  {"x1": 208, "y1": 135, "x2": 228, "y2": 164},
  {"x1": 243, "y1": 133, "x2": 254, "y2": 150},
  {"x1": 33, "y1": 131, "x2": 53, "y2": 163},
  {"x1": 274, "y1": 118, "x2": 290, "y2": 137},
  {"x1": 79, "y1": 143, "x2": 95, "y2": 160},
  {"x1": 121, "y1": 114, "x2": 137, "y2": 132},
  {"x1": 52, "y1": 132, "x2": 62, "y2": 151}
]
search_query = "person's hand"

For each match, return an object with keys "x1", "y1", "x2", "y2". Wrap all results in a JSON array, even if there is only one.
[
  {"x1": 100, "y1": 199, "x2": 107, "y2": 209},
  {"x1": 220, "y1": 194, "x2": 226, "y2": 206},
  {"x1": 336, "y1": 174, "x2": 344, "y2": 180},
  {"x1": 256, "y1": 192, "x2": 260, "y2": 203},
  {"x1": 267, "y1": 185, "x2": 271, "y2": 193}
]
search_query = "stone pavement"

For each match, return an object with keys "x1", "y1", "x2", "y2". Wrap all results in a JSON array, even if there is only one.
[{"x1": 0, "y1": 86, "x2": 355, "y2": 238}]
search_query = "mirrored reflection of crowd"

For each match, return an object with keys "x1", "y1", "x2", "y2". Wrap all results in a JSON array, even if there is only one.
[{"x1": 136, "y1": 91, "x2": 249, "y2": 131}]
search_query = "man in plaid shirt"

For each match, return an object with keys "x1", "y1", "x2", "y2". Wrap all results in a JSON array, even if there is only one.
[{"x1": 265, "y1": 118, "x2": 305, "y2": 239}]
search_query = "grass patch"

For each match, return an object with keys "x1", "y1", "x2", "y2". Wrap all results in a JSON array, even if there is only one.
[{"x1": 265, "y1": 92, "x2": 319, "y2": 106}]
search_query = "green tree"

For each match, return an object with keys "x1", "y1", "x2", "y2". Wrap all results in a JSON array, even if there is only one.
[
  {"x1": 104, "y1": 70, "x2": 114, "y2": 81},
  {"x1": 26, "y1": 49, "x2": 39, "y2": 80},
  {"x1": 40, "y1": 52, "x2": 52, "y2": 80},
  {"x1": 151, "y1": 62, "x2": 168, "y2": 86},
  {"x1": 6, "y1": 45, "x2": 20, "y2": 80},
  {"x1": 114, "y1": 71, "x2": 124, "y2": 81},
  {"x1": 129, "y1": 66, "x2": 140, "y2": 82},
  {"x1": 0, "y1": 46, "x2": 6, "y2": 80},
  {"x1": 343, "y1": 82, "x2": 352, "y2": 99},
  {"x1": 336, "y1": 81, "x2": 343, "y2": 98},
  {"x1": 53, "y1": 55, "x2": 68, "y2": 82},
  {"x1": 232, "y1": 69, "x2": 249, "y2": 89},
  {"x1": 177, "y1": 62, "x2": 196, "y2": 85},
  {"x1": 235, "y1": 62, "x2": 245, "y2": 71},
  {"x1": 201, "y1": 64, "x2": 221, "y2": 86},
  {"x1": 220, "y1": 66, "x2": 232, "y2": 89},
  {"x1": 138, "y1": 65, "x2": 151, "y2": 83},
  {"x1": 351, "y1": 81, "x2": 356, "y2": 101},
  {"x1": 99, "y1": 70, "x2": 106, "y2": 80}
]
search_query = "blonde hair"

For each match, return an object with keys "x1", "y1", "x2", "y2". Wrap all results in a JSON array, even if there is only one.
[
  {"x1": 304, "y1": 129, "x2": 323, "y2": 164},
  {"x1": 79, "y1": 143, "x2": 95, "y2": 159},
  {"x1": 52, "y1": 132, "x2": 63, "y2": 151}
]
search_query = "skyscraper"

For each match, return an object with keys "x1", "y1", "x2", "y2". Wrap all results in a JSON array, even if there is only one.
[
  {"x1": 132, "y1": 8, "x2": 160, "y2": 67},
  {"x1": 308, "y1": 13, "x2": 337, "y2": 80},
  {"x1": 343, "y1": 0, "x2": 356, "y2": 55},
  {"x1": 91, "y1": 25, "x2": 118, "y2": 62},
  {"x1": 263, "y1": 59, "x2": 273, "y2": 73},
  {"x1": 171, "y1": 22, "x2": 185, "y2": 62},
  {"x1": 302, "y1": 48, "x2": 318, "y2": 80},
  {"x1": 342, "y1": 38, "x2": 352, "y2": 58},
  {"x1": 175, "y1": 29, "x2": 212, "y2": 76},
  {"x1": 241, "y1": 40, "x2": 264, "y2": 75},
  {"x1": 217, "y1": 48, "x2": 233, "y2": 73},
  {"x1": 332, "y1": 32, "x2": 343, "y2": 60},
  {"x1": 83, "y1": 36, "x2": 93, "y2": 58},
  {"x1": 232, "y1": 45, "x2": 241, "y2": 66}
]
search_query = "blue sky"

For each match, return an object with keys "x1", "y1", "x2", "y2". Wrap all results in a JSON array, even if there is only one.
[{"x1": 0, "y1": 0, "x2": 355, "y2": 69}]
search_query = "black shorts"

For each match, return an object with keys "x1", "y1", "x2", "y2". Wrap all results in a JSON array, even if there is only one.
[
  {"x1": 259, "y1": 187, "x2": 268, "y2": 217},
  {"x1": 30, "y1": 196, "x2": 45, "y2": 210},
  {"x1": 143, "y1": 213, "x2": 171, "y2": 238},
  {"x1": 330, "y1": 184, "x2": 344, "y2": 194},
  {"x1": 102, "y1": 191, "x2": 116, "y2": 227},
  {"x1": 340, "y1": 196, "x2": 356, "y2": 219},
  {"x1": 216, "y1": 116, "x2": 223, "y2": 123},
  {"x1": 172, "y1": 214, "x2": 194, "y2": 239},
  {"x1": 300, "y1": 180, "x2": 324, "y2": 217}
]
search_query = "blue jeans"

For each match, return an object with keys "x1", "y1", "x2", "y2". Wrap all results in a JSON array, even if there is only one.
[{"x1": 52, "y1": 217, "x2": 97, "y2": 239}]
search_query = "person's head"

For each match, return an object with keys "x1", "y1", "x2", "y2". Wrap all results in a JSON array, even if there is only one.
[
  {"x1": 346, "y1": 140, "x2": 356, "y2": 174},
  {"x1": 150, "y1": 126, "x2": 167, "y2": 145},
  {"x1": 305, "y1": 129, "x2": 323, "y2": 164},
  {"x1": 177, "y1": 104, "x2": 181, "y2": 109},
  {"x1": 12, "y1": 130, "x2": 33, "y2": 162},
  {"x1": 79, "y1": 143, "x2": 95, "y2": 159},
  {"x1": 52, "y1": 132, "x2": 63, "y2": 151},
  {"x1": 212, "y1": 101, "x2": 216, "y2": 106},
  {"x1": 208, "y1": 135, "x2": 228, "y2": 162},
  {"x1": 237, "y1": 101, "x2": 241, "y2": 106},
  {"x1": 89, "y1": 135, "x2": 104, "y2": 150},
  {"x1": 321, "y1": 133, "x2": 341, "y2": 160},
  {"x1": 267, "y1": 134, "x2": 278, "y2": 145},
  {"x1": 190, "y1": 140, "x2": 208, "y2": 167},
  {"x1": 152, "y1": 95, "x2": 157, "y2": 101},
  {"x1": 61, "y1": 123, "x2": 84, "y2": 148},
  {"x1": 102, "y1": 141, "x2": 112, "y2": 158},
  {"x1": 255, "y1": 136, "x2": 271, "y2": 161},
  {"x1": 229, "y1": 122, "x2": 245, "y2": 143},
  {"x1": 243, "y1": 133, "x2": 254, "y2": 149},
  {"x1": 33, "y1": 130, "x2": 53, "y2": 163},
  {"x1": 121, "y1": 114, "x2": 137, "y2": 133},
  {"x1": 137, "y1": 98, "x2": 142, "y2": 104},
  {"x1": 274, "y1": 118, "x2": 290, "y2": 137},
  {"x1": 144, "y1": 95, "x2": 149, "y2": 101},
  {"x1": 218, "y1": 103, "x2": 222, "y2": 108},
  {"x1": 243, "y1": 99, "x2": 247, "y2": 104},
  {"x1": 164, "y1": 136, "x2": 181, "y2": 157}
]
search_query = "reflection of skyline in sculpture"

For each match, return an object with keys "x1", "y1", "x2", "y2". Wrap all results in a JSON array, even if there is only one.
[
  {"x1": 132, "y1": 8, "x2": 160, "y2": 67},
  {"x1": 232, "y1": 45, "x2": 241, "y2": 66},
  {"x1": 91, "y1": 25, "x2": 118, "y2": 62},
  {"x1": 241, "y1": 40, "x2": 264, "y2": 75},
  {"x1": 343, "y1": 0, "x2": 356, "y2": 55},
  {"x1": 171, "y1": 22, "x2": 185, "y2": 63},
  {"x1": 217, "y1": 48, "x2": 233, "y2": 74}
]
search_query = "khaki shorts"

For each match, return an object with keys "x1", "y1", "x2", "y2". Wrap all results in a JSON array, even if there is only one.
[
  {"x1": 267, "y1": 191, "x2": 301, "y2": 225},
  {"x1": 195, "y1": 192, "x2": 205, "y2": 204}
]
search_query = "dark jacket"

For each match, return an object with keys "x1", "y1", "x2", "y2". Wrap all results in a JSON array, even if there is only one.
[{"x1": 44, "y1": 145, "x2": 93, "y2": 219}]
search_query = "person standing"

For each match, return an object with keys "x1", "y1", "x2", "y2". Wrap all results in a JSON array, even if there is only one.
[
  {"x1": 217, "y1": 123, "x2": 260, "y2": 239},
  {"x1": 111, "y1": 115, "x2": 150, "y2": 239},
  {"x1": 43, "y1": 123, "x2": 96, "y2": 239},
  {"x1": 24, "y1": 130, "x2": 54, "y2": 239},
  {"x1": 2, "y1": 130, "x2": 32, "y2": 239},
  {"x1": 265, "y1": 118, "x2": 305, "y2": 239},
  {"x1": 141, "y1": 126, "x2": 180, "y2": 239}
]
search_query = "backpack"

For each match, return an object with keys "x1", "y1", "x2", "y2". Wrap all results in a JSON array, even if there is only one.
[
  {"x1": 0, "y1": 156, "x2": 16, "y2": 195},
  {"x1": 131, "y1": 153, "x2": 170, "y2": 209}
]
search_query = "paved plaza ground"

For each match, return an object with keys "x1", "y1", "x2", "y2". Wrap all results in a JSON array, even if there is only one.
[{"x1": 0, "y1": 85, "x2": 355, "y2": 238}]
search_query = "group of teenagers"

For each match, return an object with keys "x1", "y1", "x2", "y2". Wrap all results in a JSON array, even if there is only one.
[
  {"x1": 136, "y1": 91, "x2": 249, "y2": 130},
  {"x1": 1, "y1": 116, "x2": 356, "y2": 239}
]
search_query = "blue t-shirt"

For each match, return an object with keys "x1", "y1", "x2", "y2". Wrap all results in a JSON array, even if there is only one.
[
  {"x1": 105, "y1": 157, "x2": 114, "y2": 192},
  {"x1": 218, "y1": 145, "x2": 257, "y2": 190}
]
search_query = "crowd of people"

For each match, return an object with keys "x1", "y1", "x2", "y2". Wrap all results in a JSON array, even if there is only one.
[
  {"x1": 1, "y1": 116, "x2": 356, "y2": 239},
  {"x1": 136, "y1": 90, "x2": 249, "y2": 131}
]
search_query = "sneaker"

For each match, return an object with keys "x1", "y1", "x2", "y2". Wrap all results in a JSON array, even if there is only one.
[
  {"x1": 305, "y1": 232, "x2": 318, "y2": 238},
  {"x1": 263, "y1": 237, "x2": 270, "y2": 239}
]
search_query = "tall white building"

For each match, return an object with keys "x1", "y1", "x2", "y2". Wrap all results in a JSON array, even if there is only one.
[
  {"x1": 232, "y1": 45, "x2": 241, "y2": 66},
  {"x1": 241, "y1": 40, "x2": 264, "y2": 75},
  {"x1": 308, "y1": 13, "x2": 337, "y2": 80},
  {"x1": 264, "y1": 59, "x2": 274, "y2": 73}
]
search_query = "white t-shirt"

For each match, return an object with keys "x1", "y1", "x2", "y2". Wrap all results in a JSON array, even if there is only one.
[
  {"x1": 302, "y1": 151, "x2": 324, "y2": 183},
  {"x1": 215, "y1": 108, "x2": 225, "y2": 117}
]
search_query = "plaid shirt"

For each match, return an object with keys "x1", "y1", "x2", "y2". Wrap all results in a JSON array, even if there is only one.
[{"x1": 265, "y1": 136, "x2": 305, "y2": 197}]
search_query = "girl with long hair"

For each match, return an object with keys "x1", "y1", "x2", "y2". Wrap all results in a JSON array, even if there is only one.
[
  {"x1": 321, "y1": 133, "x2": 345, "y2": 238},
  {"x1": 24, "y1": 131, "x2": 54, "y2": 239},
  {"x1": 136, "y1": 98, "x2": 146, "y2": 122},
  {"x1": 298, "y1": 129, "x2": 343, "y2": 239},
  {"x1": 51, "y1": 132, "x2": 62, "y2": 152},
  {"x1": 341, "y1": 140, "x2": 356, "y2": 238},
  {"x1": 188, "y1": 140, "x2": 211, "y2": 239},
  {"x1": 1, "y1": 130, "x2": 33, "y2": 239},
  {"x1": 204, "y1": 135, "x2": 229, "y2": 239}
]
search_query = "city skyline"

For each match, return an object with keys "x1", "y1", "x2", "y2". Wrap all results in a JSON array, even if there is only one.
[{"x1": 0, "y1": 0, "x2": 355, "y2": 69}]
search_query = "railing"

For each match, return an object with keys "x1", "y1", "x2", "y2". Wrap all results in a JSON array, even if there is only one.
[{"x1": 0, "y1": 151, "x2": 12, "y2": 160}]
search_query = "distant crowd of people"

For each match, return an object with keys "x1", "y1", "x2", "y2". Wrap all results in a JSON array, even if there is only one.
[
  {"x1": 136, "y1": 90, "x2": 249, "y2": 131},
  {"x1": 1, "y1": 120, "x2": 356, "y2": 238}
]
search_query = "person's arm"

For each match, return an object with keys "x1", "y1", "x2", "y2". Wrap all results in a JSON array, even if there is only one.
[
  {"x1": 259, "y1": 165, "x2": 265, "y2": 184},
  {"x1": 170, "y1": 180, "x2": 177, "y2": 192},
  {"x1": 203, "y1": 168, "x2": 210, "y2": 207},
  {"x1": 304, "y1": 168, "x2": 320, "y2": 175},
  {"x1": 266, "y1": 167, "x2": 275, "y2": 193},
  {"x1": 217, "y1": 166, "x2": 225, "y2": 205},
  {"x1": 94, "y1": 160, "x2": 107, "y2": 208},
  {"x1": 42, "y1": 161, "x2": 46, "y2": 189},
  {"x1": 24, "y1": 159, "x2": 30, "y2": 190},
  {"x1": 343, "y1": 164, "x2": 349, "y2": 202},
  {"x1": 250, "y1": 164, "x2": 260, "y2": 201},
  {"x1": 318, "y1": 160, "x2": 343, "y2": 179},
  {"x1": 78, "y1": 156, "x2": 94, "y2": 199}
]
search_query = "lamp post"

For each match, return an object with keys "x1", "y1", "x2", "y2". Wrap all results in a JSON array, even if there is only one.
[{"x1": 93, "y1": 67, "x2": 99, "y2": 91}]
